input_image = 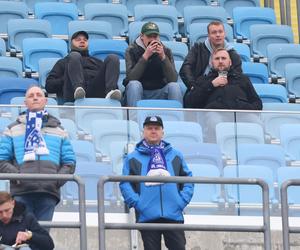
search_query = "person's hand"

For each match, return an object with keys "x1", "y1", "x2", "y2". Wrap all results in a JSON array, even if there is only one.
[
  {"x1": 143, "y1": 40, "x2": 160, "y2": 60},
  {"x1": 212, "y1": 76, "x2": 228, "y2": 87},
  {"x1": 155, "y1": 42, "x2": 166, "y2": 60},
  {"x1": 15, "y1": 231, "x2": 32, "y2": 245}
]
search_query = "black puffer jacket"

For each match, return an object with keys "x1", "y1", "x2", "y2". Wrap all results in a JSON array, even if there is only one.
[{"x1": 0, "y1": 202, "x2": 54, "y2": 250}]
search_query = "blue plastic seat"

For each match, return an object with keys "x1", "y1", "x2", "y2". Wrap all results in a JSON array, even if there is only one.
[
  {"x1": 71, "y1": 139, "x2": 96, "y2": 162},
  {"x1": 34, "y1": 2, "x2": 78, "y2": 36},
  {"x1": 285, "y1": 63, "x2": 300, "y2": 98},
  {"x1": 168, "y1": 0, "x2": 211, "y2": 18},
  {"x1": 122, "y1": 0, "x2": 163, "y2": 17},
  {"x1": 84, "y1": 3, "x2": 128, "y2": 37},
  {"x1": 253, "y1": 83, "x2": 288, "y2": 103},
  {"x1": 250, "y1": 24, "x2": 294, "y2": 59},
  {"x1": 228, "y1": 42, "x2": 251, "y2": 62},
  {"x1": 0, "y1": 38, "x2": 6, "y2": 56},
  {"x1": 74, "y1": 98, "x2": 123, "y2": 134},
  {"x1": 118, "y1": 59, "x2": 126, "y2": 93},
  {"x1": 60, "y1": 119, "x2": 77, "y2": 140},
  {"x1": 184, "y1": 6, "x2": 229, "y2": 36},
  {"x1": 75, "y1": 0, "x2": 111, "y2": 16},
  {"x1": 242, "y1": 62, "x2": 269, "y2": 84},
  {"x1": 0, "y1": 57, "x2": 23, "y2": 78},
  {"x1": 161, "y1": 41, "x2": 188, "y2": 61},
  {"x1": 22, "y1": 38, "x2": 68, "y2": 72},
  {"x1": 89, "y1": 39, "x2": 128, "y2": 60},
  {"x1": 0, "y1": 117, "x2": 11, "y2": 134},
  {"x1": 24, "y1": 0, "x2": 59, "y2": 13},
  {"x1": 38, "y1": 58, "x2": 59, "y2": 88},
  {"x1": 232, "y1": 7, "x2": 276, "y2": 40},
  {"x1": 219, "y1": 0, "x2": 259, "y2": 18},
  {"x1": 7, "y1": 19, "x2": 52, "y2": 52},
  {"x1": 280, "y1": 124, "x2": 300, "y2": 161},
  {"x1": 68, "y1": 20, "x2": 113, "y2": 41}
]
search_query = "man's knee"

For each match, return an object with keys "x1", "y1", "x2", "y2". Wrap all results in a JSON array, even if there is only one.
[
  {"x1": 167, "y1": 82, "x2": 181, "y2": 92},
  {"x1": 105, "y1": 54, "x2": 120, "y2": 66},
  {"x1": 126, "y1": 80, "x2": 143, "y2": 92}
]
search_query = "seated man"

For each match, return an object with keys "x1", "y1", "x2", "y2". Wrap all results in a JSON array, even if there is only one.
[
  {"x1": 0, "y1": 191, "x2": 54, "y2": 250},
  {"x1": 46, "y1": 30, "x2": 121, "y2": 103},
  {"x1": 186, "y1": 48, "x2": 262, "y2": 141},
  {"x1": 123, "y1": 22, "x2": 182, "y2": 106}
]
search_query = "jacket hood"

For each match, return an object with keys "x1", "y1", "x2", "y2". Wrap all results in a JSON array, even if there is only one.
[{"x1": 135, "y1": 139, "x2": 172, "y2": 155}]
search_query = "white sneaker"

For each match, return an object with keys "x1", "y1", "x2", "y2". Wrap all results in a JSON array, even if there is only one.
[
  {"x1": 105, "y1": 89, "x2": 122, "y2": 101},
  {"x1": 74, "y1": 87, "x2": 86, "y2": 100}
]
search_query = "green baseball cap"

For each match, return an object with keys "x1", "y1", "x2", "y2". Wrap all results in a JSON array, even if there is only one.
[{"x1": 141, "y1": 22, "x2": 160, "y2": 36}]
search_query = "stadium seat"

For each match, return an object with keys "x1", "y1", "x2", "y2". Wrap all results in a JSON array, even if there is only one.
[
  {"x1": 242, "y1": 62, "x2": 269, "y2": 84},
  {"x1": 75, "y1": 0, "x2": 111, "y2": 16},
  {"x1": 71, "y1": 139, "x2": 96, "y2": 162},
  {"x1": 267, "y1": 44, "x2": 300, "y2": 80},
  {"x1": 38, "y1": 58, "x2": 59, "y2": 88},
  {"x1": 89, "y1": 39, "x2": 128, "y2": 60},
  {"x1": 249, "y1": 24, "x2": 294, "y2": 60},
  {"x1": 219, "y1": 0, "x2": 260, "y2": 18},
  {"x1": 0, "y1": 117, "x2": 11, "y2": 133},
  {"x1": 60, "y1": 119, "x2": 77, "y2": 140},
  {"x1": 118, "y1": 59, "x2": 126, "y2": 93},
  {"x1": 24, "y1": 0, "x2": 59, "y2": 13},
  {"x1": 163, "y1": 121, "x2": 203, "y2": 144},
  {"x1": 0, "y1": 57, "x2": 23, "y2": 78},
  {"x1": 7, "y1": 19, "x2": 52, "y2": 52},
  {"x1": 285, "y1": 63, "x2": 300, "y2": 98},
  {"x1": 184, "y1": 6, "x2": 229, "y2": 36},
  {"x1": 0, "y1": 1, "x2": 28, "y2": 34},
  {"x1": 74, "y1": 98, "x2": 123, "y2": 134},
  {"x1": 280, "y1": 124, "x2": 300, "y2": 161},
  {"x1": 229, "y1": 42, "x2": 251, "y2": 62},
  {"x1": 134, "y1": 4, "x2": 180, "y2": 39},
  {"x1": 168, "y1": 0, "x2": 211, "y2": 18},
  {"x1": 34, "y1": 2, "x2": 78, "y2": 36},
  {"x1": 128, "y1": 21, "x2": 175, "y2": 44},
  {"x1": 122, "y1": 0, "x2": 163, "y2": 17},
  {"x1": 0, "y1": 38, "x2": 6, "y2": 56},
  {"x1": 91, "y1": 119, "x2": 140, "y2": 157},
  {"x1": 161, "y1": 41, "x2": 188, "y2": 61},
  {"x1": 232, "y1": 7, "x2": 276, "y2": 40},
  {"x1": 22, "y1": 38, "x2": 68, "y2": 73},
  {"x1": 189, "y1": 22, "x2": 233, "y2": 47},
  {"x1": 216, "y1": 122, "x2": 265, "y2": 159},
  {"x1": 68, "y1": 20, "x2": 113, "y2": 40},
  {"x1": 253, "y1": 84, "x2": 288, "y2": 103},
  {"x1": 84, "y1": 3, "x2": 128, "y2": 37}
]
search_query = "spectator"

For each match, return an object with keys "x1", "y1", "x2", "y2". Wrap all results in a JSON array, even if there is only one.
[
  {"x1": 123, "y1": 22, "x2": 182, "y2": 106},
  {"x1": 187, "y1": 48, "x2": 262, "y2": 141},
  {"x1": 45, "y1": 30, "x2": 121, "y2": 103},
  {"x1": 180, "y1": 21, "x2": 242, "y2": 107},
  {"x1": 120, "y1": 116, "x2": 194, "y2": 250},
  {"x1": 0, "y1": 191, "x2": 54, "y2": 250},
  {"x1": 0, "y1": 86, "x2": 76, "y2": 221}
]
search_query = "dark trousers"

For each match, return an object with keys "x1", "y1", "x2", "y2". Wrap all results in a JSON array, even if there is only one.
[{"x1": 140, "y1": 218, "x2": 186, "y2": 250}]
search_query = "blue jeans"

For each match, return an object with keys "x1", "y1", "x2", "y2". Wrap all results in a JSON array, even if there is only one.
[
  {"x1": 126, "y1": 80, "x2": 183, "y2": 107},
  {"x1": 14, "y1": 193, "x2": 57, "y2": 221}
]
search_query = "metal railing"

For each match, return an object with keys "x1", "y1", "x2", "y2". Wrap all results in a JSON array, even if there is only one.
[
  {"x1": 280, "y1": 179, "x2": 300, "y2": 250},
  {"x1": 97, "y1": 176, "x2": 272, "y2": 250},
  {"x1": 0, "y1": 173, "x2": 87, "y2": 250}
]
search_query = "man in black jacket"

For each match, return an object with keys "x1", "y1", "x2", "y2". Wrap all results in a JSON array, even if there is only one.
[
  {"x1": 0, "y1": 192, "x2": 54, "y2": 250},
  {"x1": 180, "y1": 21, "x2": 242, "y2": 108},
  {"x1": 46, "y1": 31, "x2": 121, "y2": 103}
]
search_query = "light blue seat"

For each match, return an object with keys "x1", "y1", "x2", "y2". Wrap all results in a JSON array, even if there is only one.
[
  {"x1": 34, "y1": 2, "x2": 78, "y2": 36},
  {"x1": 168, "y1": 0, "x2": 211, "y2": 18},
  {"x1": 84, "y1": 3, "x2": 128, "y2": 37},
  {"x1": 280, "y1": 124, "x2": 300, "y2": 161},
  {"x1": 253, "y1": 83, "x2": 288, "y2": 103},
  {"x1": 242, "y1": 62, "x2": 269, "y2": 84},
  {"x1": 60, "y1": 119, "x2": 77, "y2": 140},
  {"x1": 189, "y1": 22, "x2": 233, "y2": 47},
  {"x1": 75, "y1": 0, "x2": 111, "y2": 16},
  {"x1": 38, "y1": 58, "x2": 59, "y2": 88},
  {"x1": 22, "y1": 38, "x2": 67, "y2": 72},
  {"x1": 163, "y1": 121, "x2": 203, "y2": 144},
  {"x1": 285, "y1": 63, "x2": 300, "y2": 98},
  {"x1": 216, "y1": 122, "x2": 265, "y2": 159},
  {"x1": 91, "y1": 119, "x2": 140, "y2": 157},
  {"x1": 71, "y1": 139, "x2": 96, "y2": 162},
  {"x1": 0, "y1": 117, "x2": 11, "y2": 133},
  {"x1": 0, "y1": 38, "x2": 6, "y2": 56},
  {"x1": 122, "y1": 0, "x2": 163, "y2": 17},
  {"x1": 24, "y1": 0, "x2": 59, "y2": 13},
  {"x1": 7, "y1": 19, "x2": 52, "y2": 52},
  {"x1": 0, "y1": 57, "x2": 23, "y2": 78},
  {"x1": 161, "y1": 41, "x2": 188, "y2": 61},
  {"x1": 134, "y1": 4, "x2": 180, "y2": 39},
  {"x1": 118, "y1": 59, "x2": 126, "y2": 93},
  {"x1": 184, "y1": 6, "x2": 228, "y2": 36},
  {"x1": 68, "y1": 20, "x2": 113, "y2": 41},
  {"x1": 74, "y1": 98, "x2": 123, "y2": 134},
  {"x1": 0, "y1": 1, "x2": 28, "y2": 34},
  {"x1": 228, "y1": 42, "x2": 251, "y2": 62},
  {"x1": 89, "y1": 39, "x2": 128, "y2": 60},
  {"x1": 232, "y1": 7, "x2": 276, "y2": 40},
  {"x1": 249, "y1": 24, "x2": 294, "y2": 59},
  {"x1": 219, "y1": 0, "x2": 259, "y2": 18},
  {"x1": 128, "y1": 21, "x2": 175, "y2": 44}
]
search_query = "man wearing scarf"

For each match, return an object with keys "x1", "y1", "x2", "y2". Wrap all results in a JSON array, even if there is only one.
[
  {"x1": 45, "y1": 30, "x2": 121, "y2": 103},
  {"x1": 179, "y1": 21, "x2": 242, "y2": 108},
  {"x1": 120, "y1": 116, "x2": 194, "y2": 250},
  {"x1": 0, "y1": 86, "x2": 76, "y2": 221}
]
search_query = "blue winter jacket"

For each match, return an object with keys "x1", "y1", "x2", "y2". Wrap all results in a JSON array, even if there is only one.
[{"x1": 119, "y1": 140, "x2": 194, "y2": 223}]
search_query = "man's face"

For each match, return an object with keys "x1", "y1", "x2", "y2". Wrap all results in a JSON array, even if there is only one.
[
  {"x1": 208, "y1": 24, "x2": 225, "y2": 48},
  {"x1": 72, "y1": 34, "x2": 88, "y2": 50},
  {"x1": 0, "y1": 200, "x2": 15, "y2": 224},
  {"x1": 143, "y1": 124, "x2": 164, "y2": 145},
  {"x1": 24, "y1": 86, "x2": 47, "y2": 112},
  {"x1": 141, "y1": 33, "x2": 160, "y2": 48},
  {"x1": 212, "y1": 50, "x2": 232, "y2": 71}
]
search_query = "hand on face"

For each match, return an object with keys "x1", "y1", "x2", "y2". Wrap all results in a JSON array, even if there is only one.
[{"x1": 143, "y1": 40, "x2": 160, "y2": 60}]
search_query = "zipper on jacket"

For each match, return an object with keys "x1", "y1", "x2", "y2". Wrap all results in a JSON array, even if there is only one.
[{"x1": 160, "y1": 185, "x2": 164, "y2": 216}]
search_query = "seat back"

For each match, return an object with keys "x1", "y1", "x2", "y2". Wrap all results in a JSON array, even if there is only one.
[
  {"x1": 0, "y1": 38, "x2": 6, "y2": 56},
  {"x1": 229, "y1": 42, "x2": 251, "y2": 62},
  {"x1": 242, "y1": 62, "x2": 269, "y2": 84},
  {"x1": 219, "y1": 0, "x2": 259, "y2": 17},
  {"x1": 285, "y1": 63, "x2": 300, "y2": 98},
  {"x1": 0, "y1": 57, "x2": 23, "y2": 78},
  {"x1": 280, "y1": 124, "x2": 300, "y2": 161},
  {"x1": 38, "y1": 58, "x2": 59, "y2": 88},
  {"x1": 76, "y1": 0, "x2": 110, "y2": 15},
  {"x1": 161, "y1": 41, "x2": 188, "y2": 61},
  {"x1": 253, "y1": 83, "x2": 288, "y2": 103},
  {"x1": 60, "y1": 119, "x2": 77, "y2": 140},
  {"x1": 71, "y1": 139, "x2": 96, "y2": 162},
  {"x1": 89, "y1": 39, "x2": 128, "y2": 60},
  {"x1": 168, "y1": 0, "x2": 210, "y2": 18},
  {"x1": 123, "y1": 0, "x2": 163, "y2": 17}
]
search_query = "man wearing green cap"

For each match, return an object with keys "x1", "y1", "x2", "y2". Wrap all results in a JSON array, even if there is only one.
[{"x1": 123, "y1": 22, "x2": 182, "y2": 106}]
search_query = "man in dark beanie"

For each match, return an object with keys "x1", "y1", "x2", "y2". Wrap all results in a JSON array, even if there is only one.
[{"x1": 46, "y1": 30, "x2": 121, "y2": 103}]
